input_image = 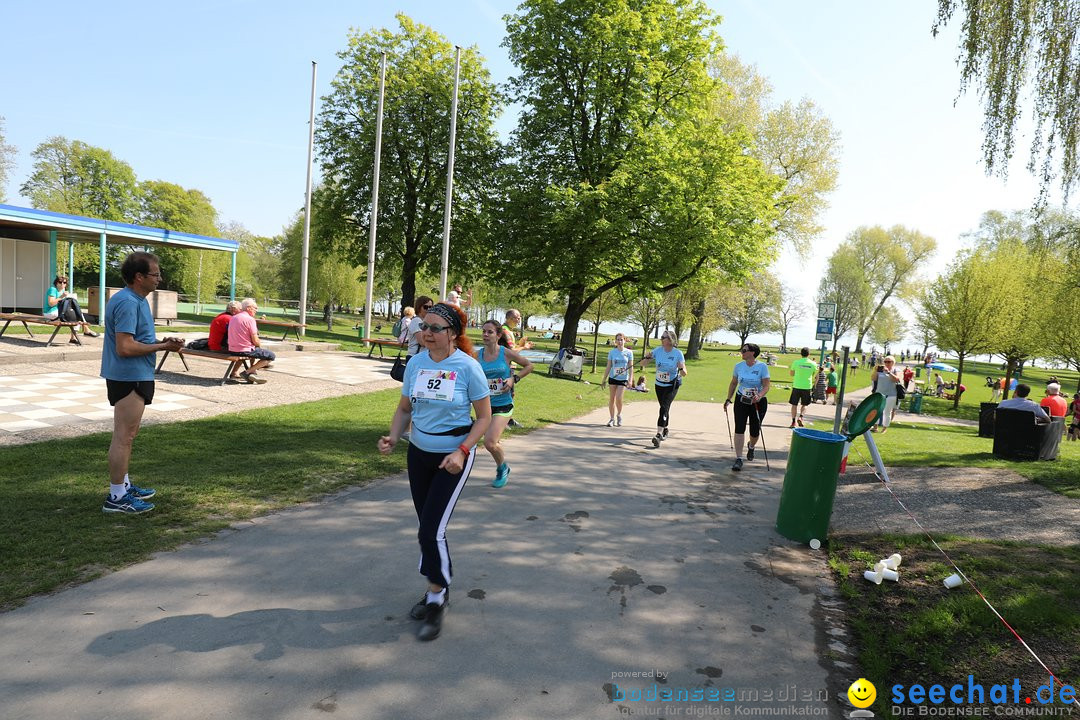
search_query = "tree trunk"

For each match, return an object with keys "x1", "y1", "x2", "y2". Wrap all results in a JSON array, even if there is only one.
[
  {"x1": 780, "y1": 327, "x2": 788, "y2": 351},
  {"x1": 686, "y1": 299, "x2": 706, "y2": 360},
  {"x1": 954, "y1": 354, "x2": 965, "y2": 410},
  {"x1": 559, "y1": 287, "x2": 587, "y2": 350},
  {"x1": 739, "y1": 330, "x2": 750, "y2": 347},
  {"x1": 855, "y1": 332, "x2": 865, "y2": 353},
  {"x1": 1002, "y1": 360, "x2": 1015, "y2": 401}
]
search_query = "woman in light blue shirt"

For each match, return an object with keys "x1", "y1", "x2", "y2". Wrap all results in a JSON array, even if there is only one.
[
  {"x1": 724, "y1": 342, "x2": 771, "y2": 471},
  {"x1": 601, "y1": 333, "x2": 634, "y2": 427},
  {"x1": 378, "y1": 303, "x2": 491, "y2": 642},
  {"x1": 637, "y1": 330, "x2": 687, "y2": 448}
]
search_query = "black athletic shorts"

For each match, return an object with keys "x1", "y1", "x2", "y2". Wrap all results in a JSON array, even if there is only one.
[
  {"x1": 608, "y1": 377, "x2": 628, "y2": 387},
  {"x1": 106, "y1": 379, "x2": 155, "y2": 406},
  {"x1": 789, "y1": 388, "x2": 812, "y2": 406}
]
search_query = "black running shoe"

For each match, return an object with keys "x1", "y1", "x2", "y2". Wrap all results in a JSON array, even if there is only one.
[
  {"x1": 746, "y1": 446, "x2": 755, "y2": 461},
  {"x1": 732, "y1": 458, "x2": 744, "y2": 472},
  {"x1": 652, "y1": 433, "x2": 662, "y2": 448},
  {"x1": 417, "y1": 602, "x2": 445, "y2": 641}
]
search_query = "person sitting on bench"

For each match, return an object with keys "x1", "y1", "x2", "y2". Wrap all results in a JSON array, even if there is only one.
[
  {"x1": 43, "y1": 275, "x2": 98, "y2": 339},
  {"x1": 207, "y1": 301, "x2": 244, "y2": 382},
  {"x1": 227, "y1": 298, "x2": 275, "y2": 384},
  {"x1": 999, "y1": 383, "x2": 1050, "y2": 424}
]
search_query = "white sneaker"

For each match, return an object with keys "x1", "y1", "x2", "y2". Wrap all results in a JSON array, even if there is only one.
[
  {"x1": 616, "y1": 415, "x2": 623, "y2": 426},
  {"x1": 606, "y1": 419, "x2": 615, "y2": 427}
]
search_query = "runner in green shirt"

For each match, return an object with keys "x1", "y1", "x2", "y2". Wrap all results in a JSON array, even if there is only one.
[
  {"x1": 789, "y1": 347, "x2": 817, "y2": 428},
  {"x1": 826, "y1": 368, "x2": 838, "y2": 405}
]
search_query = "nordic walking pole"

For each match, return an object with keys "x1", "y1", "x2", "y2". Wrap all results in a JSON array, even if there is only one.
[
  {"x1": 724, "y1": 402, "x2": 734, "y2": 449},
  {"x1": 754, "y1": 400, "x2": 770, "y2": 471}
]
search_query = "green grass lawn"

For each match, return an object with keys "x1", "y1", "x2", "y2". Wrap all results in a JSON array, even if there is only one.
[
  {"x1": 829, "y1": 535, "x2": 1080, "y2": 717},
  {"x1": 861, "y1": 422, "x2": 1080, "y2": 498}
]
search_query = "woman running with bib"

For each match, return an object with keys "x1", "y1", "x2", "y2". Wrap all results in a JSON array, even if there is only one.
[
  {"x1": 724, "y1": 343, "x2": 771, "y2": 471},
  {"x1": 378, "y1": 303, "x2": 491, "y2": 641},
  {"x1": 476, "y1": 319, "x2": 534, "y2": 488},
  {"x1": 601, "y1": 333, "x2": 633, "y2": 427},
  {"x1": 638, "y1": 330, "x2": 687, "y2": 448}
]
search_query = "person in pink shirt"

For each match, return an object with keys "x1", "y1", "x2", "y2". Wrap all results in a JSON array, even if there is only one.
[{"x1": 226, "y1": 298, "x2": 275, "y2": 384}]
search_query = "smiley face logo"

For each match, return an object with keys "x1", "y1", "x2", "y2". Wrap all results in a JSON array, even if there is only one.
[{"x1": 848, "y1": 678, "x2": 877, "y2": 708}]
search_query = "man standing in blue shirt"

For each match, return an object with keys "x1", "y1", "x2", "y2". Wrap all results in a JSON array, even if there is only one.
[{"x1": 100, "y1": 252, "x2": 184, "y2": 514}]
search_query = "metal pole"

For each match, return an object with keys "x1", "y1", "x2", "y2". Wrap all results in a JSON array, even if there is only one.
[
  {"x1": 834, "y1": 345, "x2": 850, "y2": 434},
  {"x1": 98, "y1": 231, "x2": 106, "y2": 323},
  {"x1": 299, "y1": 60, "x2": 317, "y2": 337},
  {"x1": 364, "y1": 53, "x2": 387, "y2": 343},
  {"x1": 438, "y1": 46, "x2": 461, "y2": 301},
  {"x1": 230, "y1": 252, "x2": 237, "y2": 302}
]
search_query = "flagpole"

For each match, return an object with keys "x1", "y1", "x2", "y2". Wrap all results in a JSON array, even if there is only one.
[
  {"x1": 364, "y1": 53, "x2": 387, "y2": 342},
  {"x1": 439, "y1": 46, "x2": 461, "y2": 301},
  {"x1": 299, "y1": 60, "x2": 317, "y2": 335}
]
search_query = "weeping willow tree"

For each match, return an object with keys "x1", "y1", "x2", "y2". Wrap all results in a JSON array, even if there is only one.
[{"x1": 935, "y1": 0, "x2": 1080, "y2": 199}]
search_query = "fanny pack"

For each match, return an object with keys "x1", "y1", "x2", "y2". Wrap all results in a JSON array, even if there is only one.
[
  {"x1": 414, "y1": 423, "x2": 473, "y2": 437},
  {"x1": 738, "y1": 389, "x2": 756, "y2": 405}
]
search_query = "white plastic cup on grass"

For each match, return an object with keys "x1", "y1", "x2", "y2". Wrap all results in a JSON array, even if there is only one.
[
  {"x1": 943, "y1": 573, "x2": 962, "y2": 589},
  {"x1": 881, "y1": 568, "x2": 900, "y2": 582},
  {"x1": 863, "y1": 570, "x2": 883, "y2": 585},
  {"x1": 874, "y1": 561, "x2": 888, "y2": 574},
  {"x1": 886, "y1": 553, "x2": 902, "y2": 570},
  {"x1": 809, "y1": 539, "x2": 821, "y2": 550}
]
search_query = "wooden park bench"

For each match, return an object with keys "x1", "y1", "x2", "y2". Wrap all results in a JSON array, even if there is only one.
[
  {"x1": 255, "y1": 318, "x2": 305, "y2": 341},
  {"x1": 155, "y1": 347, "x2": 252, "y2": 385},
  {"x1": 0, "y1": 313, "x2": 84, "y2": 347},
  {"x1": 365, "y1": 337, "x2": 406, "y2": 359}
]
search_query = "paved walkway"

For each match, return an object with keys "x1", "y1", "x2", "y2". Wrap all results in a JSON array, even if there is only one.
[{"x1": 1, "y1": 396, "x2": 859, "y2": 720}]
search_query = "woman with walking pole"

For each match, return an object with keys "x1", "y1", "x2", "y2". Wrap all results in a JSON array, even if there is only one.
[{"x1": 724, "y1": 343, "x2": 771, "y2": 471}]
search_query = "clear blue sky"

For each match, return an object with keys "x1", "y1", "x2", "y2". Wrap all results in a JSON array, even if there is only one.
[{"x1": 0, "y1": 1, "x2": 1061, "y2": 345}]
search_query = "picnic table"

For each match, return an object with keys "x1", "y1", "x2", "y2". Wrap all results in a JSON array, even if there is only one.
[
  {"x1": 0, "y1": 313, "x2": 84, "y2": 347},
  {"x1": 255, "y1": 317, "x2": 305, "y2": 341},
  {"x1": 365, "y1": 338, "x2": 406, "y2": 359}
]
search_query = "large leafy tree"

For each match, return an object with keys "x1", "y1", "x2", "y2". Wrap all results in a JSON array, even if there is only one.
[
  {"x1": 22, "y1": 137, "x2": 139, "y2": 220},
  {"x1": 497, "y1": 0, "x2": 782, "y2": 349},
  {"x1": 138, "y1": 180, "x2": 226, "y2": 302},
  {"x1": 21, "y1": 137, "x2": 140, "y2": 286},
  {"x1": 0, "y1": 117, "x2": 15, "y2": 203},
  {"x1": 775, "y1": 282, "x2": 808, "y2": 351},
  {"x1": 816, "y1": 249, "x2": 867, "y2": 353},
  {"x1": 828, "y1": 225, "x2": 937, "y2": 352},
  {"x1": 710, "y1": 54, "x2": 841, "y2": 254},
  {"x1": 278, "y1": 211, "x2": 365, "y2": 310},
  {"x1": 919, "y1": 247, "x2": 1010, "y2": 409},
  {"x1": 315, "y1": 14, "x2": 502, "y2": 311},
  {"x1": 935, "y1": 0, "x2": 1080, "y2": 198},
  {"x1": 715, "y1": 272, "x2": 782, "y2": 347}
]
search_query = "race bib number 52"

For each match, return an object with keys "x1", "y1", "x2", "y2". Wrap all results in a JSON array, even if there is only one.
[{"x1": 413, "y1": 369, "x2": 458, "y2": 402}]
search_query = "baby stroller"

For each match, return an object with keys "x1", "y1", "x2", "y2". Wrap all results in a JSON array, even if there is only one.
[
  {"x1": 548, "y1": 346, "x2": 585, "y2": 381},
  {"x1": 811, "y1": 371, "x2": 828, "y2": 404}
]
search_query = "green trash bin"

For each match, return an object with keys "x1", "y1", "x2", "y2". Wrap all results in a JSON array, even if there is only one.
[
  {"x1": 915, "y1": 366, "x2": 921, "y2": 378},
  {"x1": 909, "y1": 392, "x2": 924, "y2": 414},
  {"x1": 356, "y1": 324, "x2": 365, "y2": 340},
  {"x1": 775, "y1": 428, "x2": 847, "y2": 543}
]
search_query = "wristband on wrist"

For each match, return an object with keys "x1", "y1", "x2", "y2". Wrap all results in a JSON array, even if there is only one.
[
  {"x1": 513, "y1": 374, "x2": 521, "y2": 383},
  {"x1": 458, "y1": 444, "x2": 471, "y2": 456}
]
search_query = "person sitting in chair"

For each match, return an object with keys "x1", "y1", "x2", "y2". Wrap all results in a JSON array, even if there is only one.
[
  {"x1": 1039, "y1": 382, "x2": 1069, "y2": 418},
  {"x1": 999, "y1": 384, "x2": 1050, "y2": 424},
  {"x1": 43, "y1": 275, "x2": 98, "y2": 339}
]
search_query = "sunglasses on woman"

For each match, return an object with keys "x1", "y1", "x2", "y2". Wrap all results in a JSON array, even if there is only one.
[{"x1": 419, "y1": 322, "x2": 451, "y2": 333}]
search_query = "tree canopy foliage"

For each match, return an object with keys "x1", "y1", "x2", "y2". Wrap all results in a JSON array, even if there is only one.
[
  {"x1": 315, "y1": 14, "x2": 502, "y2": 310},
  {"x1": 935, "y1": 0, "x2": 1080, "y2": 198},
  {"x1": 495, "y1": 0, "x2": 784, "y2": 348},
  {"x1": 710, "y1": 54, "x2": 841, "y2": 254}
]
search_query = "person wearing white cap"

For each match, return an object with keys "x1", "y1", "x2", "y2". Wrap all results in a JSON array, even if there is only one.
[{"x1": 1039, "y1": 382, "x2": 1068, "y2": 418}]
